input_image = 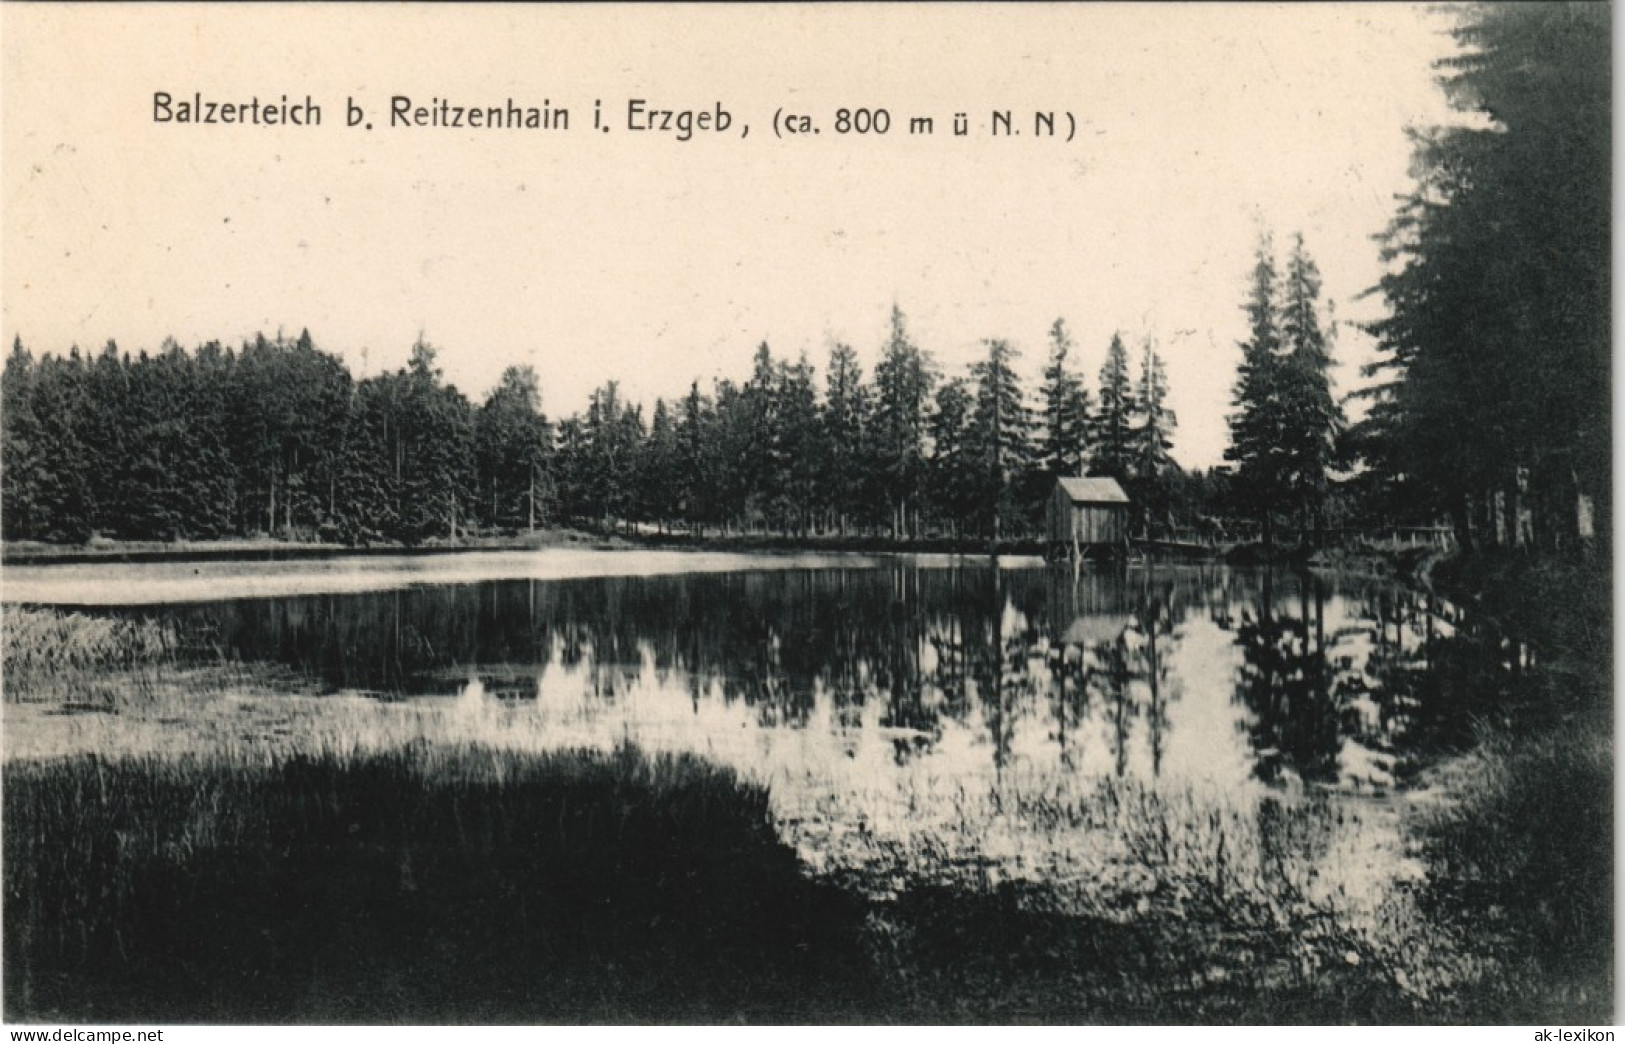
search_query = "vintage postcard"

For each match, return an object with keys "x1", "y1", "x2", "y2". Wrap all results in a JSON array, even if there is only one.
[{"x1": 0, "y1": 2, "x2": 1611, "y2": 1030}]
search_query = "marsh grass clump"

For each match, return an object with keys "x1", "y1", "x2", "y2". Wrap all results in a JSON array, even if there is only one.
[
  {"x1": 1416, "y1": 718, "x2": 1613, "y2": 1022},
  {"x1": 3, "y1": 742, "x2": 869, "y2": 1023},
  {"x1": 802, "y1": 774, "x2": 1427, "y2": 1022},
  {"x1": 843, "y1": 778, "x2": 1423, "y2": 1024},
  {"x1": 1006, "y1": 778, "x2": 1340, "y2": 918}
]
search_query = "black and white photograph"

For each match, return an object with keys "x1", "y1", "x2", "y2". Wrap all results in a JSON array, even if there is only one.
[{"x1": 0, "y1": 2, "x2": 1612, "y2": 1028}]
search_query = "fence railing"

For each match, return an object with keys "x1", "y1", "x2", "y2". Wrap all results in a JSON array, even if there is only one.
[{"x1": 1139, "y1": 522, "x2": 1455, "y2": 550}]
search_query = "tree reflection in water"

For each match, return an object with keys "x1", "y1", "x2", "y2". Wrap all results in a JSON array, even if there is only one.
[
  {"x1": 1233, "y1": 570, "x2": 1343, "y2": 786},
  {"x1": 131, "y1": 561, "x2": 1500, "y2": 796}
]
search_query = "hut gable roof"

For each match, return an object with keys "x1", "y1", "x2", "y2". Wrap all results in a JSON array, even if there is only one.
[{"x1": 1056, "y1": 477, "x2": 1129, "y2": 505}]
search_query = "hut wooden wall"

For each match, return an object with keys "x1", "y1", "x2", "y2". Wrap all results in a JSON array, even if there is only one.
[
  {"x1": 1048, "y1": 487, "x2": 1128, "y2": 546},
  {"x1": 1071, "y1": 503, "x2": 1126, "y2": 544}
]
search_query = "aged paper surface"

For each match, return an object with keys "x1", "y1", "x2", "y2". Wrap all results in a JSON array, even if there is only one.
[
  {"x1": 3, "y1": 3, "x2": 1460, "y2": 467},
  {"x1": 1, "y1": 2, "x2": 1611, "y2": 1034}
]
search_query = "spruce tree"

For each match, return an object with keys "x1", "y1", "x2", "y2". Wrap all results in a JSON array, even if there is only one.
[
  {"x1": 1133, "y1": 336, "x2": 1178, "y2": 530},
  {"x1": 1226, "y1": 237, "x2": 1288, "y2": 546},
  {"x1": 741, "y1": 342, "x2": 779, "y2": 520},
  {"x1": 967, "y1": 338, "x2": 1034, "y2": 540},
  {"x1": 872, "y1": 305, "x2": 934, "y2": 538},
  {"x1": 1093, "y1": 333, "x2": 1136, "y2": 482},
  {"x1": 821, "y1": 342, "x2": 869, "y2": 534},
  {"x1": 1, "y1": 337, "x2": 42, "y2": 539},
  {"x1": 1363, "y1": 3, "x2": 1608, "y2": 550},
  {"x1": 333, "y1": 375, "x2": 401, "y2": 544},
  {"x1": 676, "y1": 381, "x2": 715, "y2": 534},
  {"x1": 1134, "y1": 336, "x2": 1176, "y2": 479},
  {"x1": 476, "y1": 365, "x2": 551, "y2": 532},
  {"x1": 1276, "y1": 235, "x2": 1343, "y2": 544},
  {"x1": 1039, "y1": 318, "x2": 1091, "y2": 477},
  {"x1": 634, "y1": 398, "x2": 677, "y2": 533},
  {"x1": 398, "y1": 338, "x2": 475, "y2": 543},
  {"x1": 927, "y1": 376, "x2": 975, "y2": 535}
]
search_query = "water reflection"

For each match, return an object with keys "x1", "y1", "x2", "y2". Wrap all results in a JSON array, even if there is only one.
[
  {"x1": 1225, "y1": 572, "x2": 1462, "y2": 791},
  {"x1": 119, "y1": 560, "x2": 1472, "y2": 800}
]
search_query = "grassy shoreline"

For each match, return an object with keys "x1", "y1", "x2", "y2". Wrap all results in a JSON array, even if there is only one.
[
  {"x1": 5, "y1": 739, "x2": 1437, "y2": 1024},
  {"x1": 0, "y1": 528, "x2": 1053, "y2": 565},
  {"x1": 0, "y1": 529, "x2": 634, "y2": 566},
  {"x1": 2, "y1": 529, "x2": 1430, "y2": 571}
]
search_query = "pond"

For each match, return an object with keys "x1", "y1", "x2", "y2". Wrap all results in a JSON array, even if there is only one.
[
  {"x1": 6, "y1": 551, "x2": 1467, "y2": 913},
  {"x1": 4, "y1": 554, "x2": 1457, "y2": 787}
]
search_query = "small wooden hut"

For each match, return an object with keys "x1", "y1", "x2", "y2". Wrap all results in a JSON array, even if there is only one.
[{"x1": 1047, "y1": 476, "x2": 1130, "y2": 560}]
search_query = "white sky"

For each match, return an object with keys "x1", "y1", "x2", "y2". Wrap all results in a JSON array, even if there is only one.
[{"x1": 2, "y1": 3, "x2": 1463, "y2": 468}]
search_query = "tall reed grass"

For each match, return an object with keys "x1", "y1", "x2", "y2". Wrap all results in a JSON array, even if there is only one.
[
  {"x1": 2, "y1": 607, "x2": 181, "y2": 705},
  {"x1": 834, "y1": 774, "x2": 1428, "y2": 1022}
]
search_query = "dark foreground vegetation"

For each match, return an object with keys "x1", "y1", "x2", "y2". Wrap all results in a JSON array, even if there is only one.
[
  {"x1": 1409, "y1": 551, "x2": 1614, "y2": 1022},
  {"x1": 0, "y1": 742, "x2": 1412, "y2": 1024},
  {"x1": 0, "y1": 723, "x2": 1608, "y2": 1024},
  {"x1": 1416, "y1": 720, "x2": 1612, "y2": 1023},
  {"x1": 4, "y1": 744, "x2": 873, "y2": 1023}
]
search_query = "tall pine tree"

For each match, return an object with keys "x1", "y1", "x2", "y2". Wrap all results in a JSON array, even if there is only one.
[
  {"x1": 1133, "y1": 336, "x2": 1178, "y2": 529},
  {"x1": 820, "y1": 342, "x2": 870, "y2": 534},
  {"x1": 1040, "y1": 318, "x2": 1091, "y2": 478},
  {"x1": 1093, "y1": 333, "x2": 1136, "y2": 482},
  {"x1": 1363, "y1": 2, "x2": 1608, "y2": 551},
  {"x1": 1276, "y1": 235, "x2": 1343, "y2": 544},
  {"x1": 475, "y1": 365, "x2": 552, "y2": 532},
  {"x1": 872, "y1": 305, "x2": 934, "y2": 538},
  {"x1": 1226, "y1": 237, "x2": 1289, "y2": 546},
  {"x1": 967, "y1": 338, "x2": 1034, "y2": 540},
  {"x1": 927, "y1": 376, "x2": 976, "y2": 536}
]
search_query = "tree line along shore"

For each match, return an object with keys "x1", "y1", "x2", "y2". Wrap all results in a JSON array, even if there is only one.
[
  {"x1": 4, "y1": 7, "x2": 1607, "y2": 565},
  {"x1": 3, "y1": 235, "x2": 1345, "y2": 555}
]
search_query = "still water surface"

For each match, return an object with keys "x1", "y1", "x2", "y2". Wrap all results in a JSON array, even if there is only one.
[{"x1": 11, "y1": 552, "x2": 1462, "y2": 903}]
